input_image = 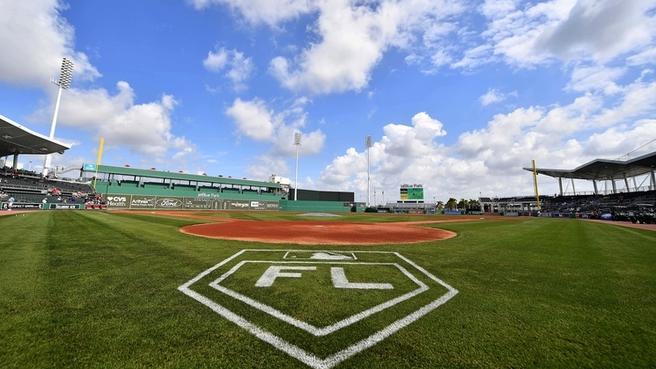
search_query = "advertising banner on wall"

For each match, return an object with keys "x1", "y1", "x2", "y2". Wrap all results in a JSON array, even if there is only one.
[
  {"x1": 223, "y1": 200, "x2": 279, "y2": 210},
  {"x1": 48, "y1": 204, "x2": 83, "y2": 210},
  {"x1": 104, "y1": 195, "x2": 129, "y2": 208},
  {"x1": 184, "y1": 199, "x2": 213, "y2": 209},
  {"x1": 155, "y1": 197, "x2": 184, "y2": 209},
  {"x1": 101, "y1": 194, "x2": 278, "y2": 210},
  {"x1": 10, "y1": 203, "x2": 42, "y2": 209},
  {"x1": 224, "y1": 201, "x2": 251, "y2": 210},
  {"x1": 129, "y1": 196, "x2": 156, "y2": 208}
]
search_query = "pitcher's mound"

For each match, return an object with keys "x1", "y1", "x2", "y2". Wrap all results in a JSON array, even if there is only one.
[{"x1": 180, "y1": 220, "x2": 455, "y2": 245}]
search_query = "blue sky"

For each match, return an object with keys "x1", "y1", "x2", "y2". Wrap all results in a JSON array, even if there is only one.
[{"x1": 1, "y1": 0, "x2": 655, "y2": 201}]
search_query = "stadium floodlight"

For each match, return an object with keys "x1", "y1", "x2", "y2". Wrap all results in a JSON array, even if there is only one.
[
  {"x1": 531, "y1": 159, "x2": 541, "y2": 210},
  {"x1": 294, "y1": 132, "x2": 302, "y2": 201},
  {"x1": 42, "y1": 57, "x2": 74, "y2": 177},
  {"x1": 366, "y1": 136, "x2": 372, "y2": 206}
]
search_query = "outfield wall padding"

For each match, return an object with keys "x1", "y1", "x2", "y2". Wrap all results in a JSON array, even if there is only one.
[
  {"x1": 279, "y1": 200, "x2": 352, "y2": 213},
  {"x1": 101, "y1": 194, "x2": 279, "y2": 210}
]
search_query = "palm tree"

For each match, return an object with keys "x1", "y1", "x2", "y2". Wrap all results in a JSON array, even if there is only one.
[{"x1": 468, "y1": 199, "x2": 481, "y2": 211}]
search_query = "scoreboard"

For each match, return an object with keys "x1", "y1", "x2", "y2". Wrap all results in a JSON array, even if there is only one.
[{"x1": 400, "y1": 184, "x2": 424, "y2": 201}]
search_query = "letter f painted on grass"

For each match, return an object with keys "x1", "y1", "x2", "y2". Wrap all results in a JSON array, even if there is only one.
[{"x1": 255, "y1": 266, "x2": 317, "y2": 287}]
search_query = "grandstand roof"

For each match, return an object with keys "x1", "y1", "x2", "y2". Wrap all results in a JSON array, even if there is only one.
[
  {"x1": 81, "y1": 163, "x2": 281, "y2": 188},
  {"x1": 0, "y1": 114, "x2": 70, "y2": 157},
  {"x1": 524, "y1": 151, "x2": 656, "y2": 180}
]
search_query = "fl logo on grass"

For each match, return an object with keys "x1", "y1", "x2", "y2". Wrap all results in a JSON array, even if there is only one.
[{"x1": 179, "y1": 249, "x2": 458, "y2": 369}]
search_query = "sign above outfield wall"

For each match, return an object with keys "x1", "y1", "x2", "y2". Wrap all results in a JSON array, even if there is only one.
[
  {"x1": 100, "y1": 194, "x2": 278, "y2": 210},
  {"x1": 197, "y1": 192, "x2": 221, "y2": 199}
]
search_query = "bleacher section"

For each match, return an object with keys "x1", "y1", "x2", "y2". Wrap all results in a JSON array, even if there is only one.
[
  {"x1": 0, "y1": 168, "x2": 94, "y2": 209},
  {"x1": 541, "y1": 190, "x2": 656, "y2": 223},
  {"x1": 522, "y1": 150, "x2": 656, "y2": 222},
  {"x1": 84, "y1": 164, "x2": 285, "y2": 210}
]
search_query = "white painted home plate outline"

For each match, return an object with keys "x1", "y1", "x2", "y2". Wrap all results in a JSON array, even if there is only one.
[
  {"x1": 283, "y1": 251, "x2": 357, "y2": 260},
  {"x1": 178, "y1": 249, "x2": 458, "y2": 369},
  {"x1": 208, "y1": 260, "x2": 429, "y2": 336}
]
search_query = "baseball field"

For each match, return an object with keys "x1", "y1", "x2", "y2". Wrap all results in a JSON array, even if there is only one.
[{"x1": 1, "y1": 210, "x2": 655, "y2": 369}]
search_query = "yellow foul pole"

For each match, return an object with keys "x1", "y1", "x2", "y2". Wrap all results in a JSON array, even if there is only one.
[
  {"x1": 92, "y1": 137, "x2": 105, "y2": 190},
  {"x1": 531, "y1": 159, "x2": 541, "y2": 210}
]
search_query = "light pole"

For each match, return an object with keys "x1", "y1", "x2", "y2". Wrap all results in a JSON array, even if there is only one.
[
  {"x1": 366, "y1": 136, "x2": 372, "y2": 207},
  {"x1": 43, "y1": 57, "x2": 74, "y2": 177},
  {"x1": 294, "y1": 132, "x2": 301, "y2": 201}
]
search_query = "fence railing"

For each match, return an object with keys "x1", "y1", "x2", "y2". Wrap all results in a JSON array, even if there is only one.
[{"x1": 559, "y1": 185, "x2": 654, "y2": 197}]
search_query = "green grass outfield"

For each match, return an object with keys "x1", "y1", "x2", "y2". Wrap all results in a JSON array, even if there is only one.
[{"x1": 1, "y1": 210, "x2": 655, "y2": 369}]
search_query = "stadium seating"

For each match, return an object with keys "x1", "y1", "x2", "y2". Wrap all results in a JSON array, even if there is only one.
[
  {"x1": 541, "y1": 190, "x2": 656, "y2": 223},
  {"x1": 0, "y1": 168, "x2": 94, "y2": 207}
]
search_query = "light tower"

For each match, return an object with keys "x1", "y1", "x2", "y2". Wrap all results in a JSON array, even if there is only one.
[
  {"x1": 43, "y1": 57, "x2": 74, "y2": 177},
  {"x1": 366, "y1": 136, "x2": 372, "y2": 207},
  {"x1": 294, "y1": 132, "x2": 302, "y2": 201}
]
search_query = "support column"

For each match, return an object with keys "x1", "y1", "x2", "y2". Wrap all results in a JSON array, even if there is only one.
[
  {"x1": 611, "y1": 178, "x2": 617, "y2": 194},
  {"x1": 624, "y1": 175, "x2": 630, "y2": 193},
  {"x1": 558, "y1": 177, "x2": 563, "y2": 196},
  {"x1": 593, "y1": 180, "x2": 598, "y2": 195},
  {"x1": 651, "y1": 171, "x2": 656, "y2": 191},
  {"x1": 571, "y1": 178, "x2": 576, "y2": 195},
  {"x1": 632, "y1": 176, "x2": 638, "y2": 191},
  {"x1": 12, "y1": 154, "x2": 18, "y2": 169}
]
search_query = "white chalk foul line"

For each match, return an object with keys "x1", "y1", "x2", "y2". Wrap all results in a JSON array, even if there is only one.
[
  {"x1": 208, "y1": 261, "x2": 428, "y2": 336},
  {"x1": 178, "y1": 249, "x2": 458, "y2": 369}
]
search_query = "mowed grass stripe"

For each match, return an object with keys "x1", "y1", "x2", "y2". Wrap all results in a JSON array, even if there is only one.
[
  {"x1": 389, "y1": 218, "x2": 656, "y2": 369},
  {"x1": 1, "y1": 211, "x2": 302, "y2": 369},
  {"x1": 0, "y1": 212, "x2": 53, "y2": 368},
  {"x1": 1, "y1": 212, "x2": 655, "y2": 369}
]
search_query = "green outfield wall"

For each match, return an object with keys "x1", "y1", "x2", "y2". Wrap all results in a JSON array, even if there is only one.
[
  {"x1": 100, "y1": 193, "x2": 280, "y2": 210},
  {"x1": 278, "y1": 200, "x2": 353, "y2": 212},
  {"x1": 86, "y1": 164, "x2": 356, "y2": 213},
  {"x1": 95, "y1": 179, "x2": 283, "y2": 210}
]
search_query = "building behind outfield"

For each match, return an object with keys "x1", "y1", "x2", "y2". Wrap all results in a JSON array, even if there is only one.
[{"x1": 81, "y1": 164, "x2": 359, "y2": 212}]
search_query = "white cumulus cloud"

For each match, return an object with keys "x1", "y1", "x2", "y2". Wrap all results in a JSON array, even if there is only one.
[
  {"x1": 31, "y1": 82, "x2": 194, "y2": 158},
  {"x1": 319, "y1": 73, "x2": 656, "y2": 201},
  {"x1": 0, "y1": 0, "x2": 100, "y2": 88},
  {"x1": 479, "y1": 88, "x2": 514, "y2": 106},
  {"x1": 1, "y1": 0, "x2": 196, "y2": 161},
  {"x1": 203, "y1": 47, "x2": 254, "y2": 90},
  {"x1": 188, "y1": 0, "x2": 314, "y2": 26},
  {"x1": 226, "y1": 97, "x2": 326, "y2": 178}
]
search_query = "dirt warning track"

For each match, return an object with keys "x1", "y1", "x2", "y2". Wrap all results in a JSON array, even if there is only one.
[{"x1": 180, "y1": 219, "x2": 457, "y2": 245}]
